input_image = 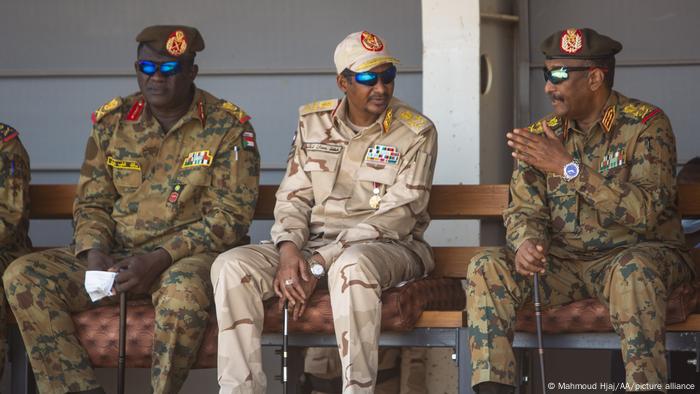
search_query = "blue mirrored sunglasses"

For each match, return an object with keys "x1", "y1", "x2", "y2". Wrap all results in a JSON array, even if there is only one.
[
  {"x1": 542, "y1": 66, "x2": 607, "y2": 85},
  {"x1": 137, "y1": 60, "x2": 182, "y2": 77},
  {"x1": 353, "y1": 65, "x2": 397, "y2": 86}
]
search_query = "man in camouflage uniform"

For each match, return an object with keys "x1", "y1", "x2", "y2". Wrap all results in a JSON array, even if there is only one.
[
  {"x1": 3, "y1": 25, "x2": 259, "y2": 394},
  {"x1": 210, "y1": 31, "x2": 437, "y2": 394},
  {"x1": 466, "y1": 28, "x2": 694, "y2": 394},
  {"x1": 0, "y1": 122, "x2": 31, "y2": 377}
]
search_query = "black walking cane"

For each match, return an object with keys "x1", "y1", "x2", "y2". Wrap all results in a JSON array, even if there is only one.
[
  {"x1": 118, "y1": 291, "x2": 127, "y2": 394},
  {"x1": 282, "y1": 300, "x2": 289, "y2": 394},
  {"x1": 533, "y1": 273, "x2": 547, "y2": 394}
]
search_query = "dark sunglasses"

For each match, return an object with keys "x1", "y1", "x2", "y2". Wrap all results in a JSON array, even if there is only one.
[
  {"x1": 352, "y1": 65, "x2": 397, "y2": 86},
  {"x1": 542, "y1": 66, "x2": 607, "y2": 85},
  {"x1": 137, "y1": 60, "x2": 182, "y2": 77}
]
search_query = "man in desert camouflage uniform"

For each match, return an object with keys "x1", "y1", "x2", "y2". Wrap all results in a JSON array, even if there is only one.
[
  {"x1": 466, "y1": 28, "x2": 694, "y2": 394},
  {"x1": 0, "y1": 122, "x2": 31, "y2": 378},
  {"x1": 210, "y1": 31, "x2": 437, "y2": 394},
  {"x1": 3, "y1": 25, "x2": 259, "y2": 394}
]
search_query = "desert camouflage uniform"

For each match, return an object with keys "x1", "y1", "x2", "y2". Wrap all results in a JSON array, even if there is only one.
[
  {"x1": 211, "y1": 97, "x2": 437, "y2": 394},
  {"x1": 3, "y1": 89, "x2": 260, "y2": 394},
  {"x1": 467, "y1": 91, "x2": 694, "y2": 391},
  {"x1": 0, "y1": 123, "x2": 31, "y2": 376}
]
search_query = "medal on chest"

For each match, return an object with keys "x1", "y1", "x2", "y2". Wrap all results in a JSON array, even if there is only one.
[
  {"x1": 369, "y1": 182, "x2": 382, "y2": 209},
  {"x1": 600, "y1": 146, "x2": 626, "y2": 172}
]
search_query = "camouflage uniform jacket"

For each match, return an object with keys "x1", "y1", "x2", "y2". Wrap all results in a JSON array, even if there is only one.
[
  {"x1": 271, "y1": 97, "x2": 438, "y2": 272},
  {"x1": 74, "y1": 88, "x2": 260, "y2": 261},
  {"x1": 505, "y1": 90, "x2": 693, "y2": 268},
  {"x1": 0, "y1": 123, "x2": 31, "y2": 253}
]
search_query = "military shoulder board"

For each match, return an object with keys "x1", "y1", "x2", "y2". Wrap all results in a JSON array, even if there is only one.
[
  {"x1": 92, "y1": 97, "x2": 122, "y2": 124},
  {"x1": 395, "y1": 108, "x2": 431, "y2": 134},
  {"x1": 299, "y1": 99, "x2": 339, "y2": 116},
  {"x1": 0, "y1": 123, "x2": 19, "y2": 143},
  {"x1": 221, "y1": 101, "x2": 251, "y2": 124},
  {"x1": 527, "y1": 116, "x2": 560, "y2": 135}
]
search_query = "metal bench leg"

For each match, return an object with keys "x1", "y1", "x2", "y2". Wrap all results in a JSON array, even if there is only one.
[
  {"x1": 456, "y1": 327, "x2": 474, "y2": 394},
  {"x1": 9, "y1": 324, "x2": 36, "y2": 394}
]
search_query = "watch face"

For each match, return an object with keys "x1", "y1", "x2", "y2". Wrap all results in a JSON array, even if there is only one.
[
  {"x1": 310, "y1": 263, "x2": 324, "y2": 276},
  {"x1": 565, "y1": 163, "x2": 579, "y2": 177}
]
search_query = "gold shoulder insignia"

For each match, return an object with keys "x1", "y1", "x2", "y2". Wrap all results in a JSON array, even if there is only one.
[
  {"x1": 299, "y1": 99, "x2": 339, "y2": 116},
  {"x1": 92, "y1": 97, "x2": 122, "y2": 124},
  {"x1": 622, "y1": 102, "x2": 663, "y2": 124},
  {"x1": 382, "y1": 108, "x2": 393, "y2": 133},
  {"x1": 0, "y1": 123, "x2": 19, "y2": 143},
  {"x1": 221, "y1": 101, "x2": 251, "y2": 124},
  {"x1": 527, "y1": 116, "x2": 560, "y2": 135},
  {"x1": 396, "y1": 108, "x2": 431, "y2": 134},
  {"x1": 621, "y1": 103, "x2": 653, "y2": 120}
]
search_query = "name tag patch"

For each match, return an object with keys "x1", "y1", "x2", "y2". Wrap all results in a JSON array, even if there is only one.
[
  {"x1": 182, "y1": 150, "x2": 212, "y2": 168},
  {"x1": 107, "y1": 157, "x2": 141, "y2": 170},
  {"x1": 365, "y1": 145, "x2": 400, "y2": 165},
  {"x1": 305, "y1": 143, "x2": 342, "y2": 154}
]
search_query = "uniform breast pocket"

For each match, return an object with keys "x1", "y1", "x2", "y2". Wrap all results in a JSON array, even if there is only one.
[
  {"x1": 546, "y1": 174, "x2": 579, "y2": 234},
  {"x1": 172, "y1": 168, "x2": 212, "y2": 203},
  {"x1": 112, "y1": 169, "x2": 142, "y2": 195},
  {"x1": 346, "y1": 165, "x2": 399, "y2": 211},
  {"x1": 302, "y1": 151, "x2": 340, "y2": 203}
]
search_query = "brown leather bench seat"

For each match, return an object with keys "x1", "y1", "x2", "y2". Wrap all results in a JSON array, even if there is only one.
[{"x1": 72, "y1": 277, "x2": 466, "y2": 368}]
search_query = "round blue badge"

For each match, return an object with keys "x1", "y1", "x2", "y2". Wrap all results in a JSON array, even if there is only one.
[{"x1": 564, "y1": 161, "x2": 580, "y2": 180}]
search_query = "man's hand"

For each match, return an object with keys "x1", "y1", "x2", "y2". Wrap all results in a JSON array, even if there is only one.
[
  {"x1": 274, "y1": 242, "x2": 316, "y2": 319},
  {"x1": 84, "y1": 249, "x2": 116, "y2": 271},
  {"x1": 507, "y1": 121, "x2": 573, "y2": 174},
  {"x1": 112, "y1": 249, "x2": 172, "y2": 295},
  {"x1": 515, "y1": 239, "x2": 548, "y2": 276}
]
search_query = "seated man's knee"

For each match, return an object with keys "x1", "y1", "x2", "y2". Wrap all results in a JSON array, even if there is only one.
[
  {"x1": 211, "y1": 247, "x2": 259, "y2": 289},
  {"x1": 327, "y1": 247, "x2": 380, "y2": 285},
  {"x1": 159, "y1": 269, "x2": 212, "y2": 312},
  {"x1": 3, "y1": 254, "x2": 39, "y2": 294},
  {"x1": 467, "y1": 247, "x2": 507, "y2": 281}
]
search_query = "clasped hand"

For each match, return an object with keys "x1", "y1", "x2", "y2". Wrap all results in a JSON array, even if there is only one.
[
  {"x1": 85, "y1": 248, "x2": 172, "y2": 295},
  {"x1": 273, "y1": 242, "x2": 323, "y2": 321}
]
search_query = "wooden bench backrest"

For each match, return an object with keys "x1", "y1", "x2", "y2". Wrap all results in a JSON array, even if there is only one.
[{"x1": 28, "y1": 183, "x2": 700, "y2": 279}]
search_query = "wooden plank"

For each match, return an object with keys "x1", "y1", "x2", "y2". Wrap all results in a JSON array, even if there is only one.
[
  {"x1": 428, "y1": 184, "x2": 509, "y2": 219},
  {"x1": 29, "y1": 184, "x2": 75, "y2": 219},
  {"x1": 414, "y1": 311, "x2": 466, "y2": 328},
  {"x1": 431, "y1": 247, "x2": 485, "y2": 278},
  {"x1": 667, "y1": 313, "x2": 700, "y2": 332},
  {"x1": 679, "y1": 183, "x2": 700, "y2": 217}
]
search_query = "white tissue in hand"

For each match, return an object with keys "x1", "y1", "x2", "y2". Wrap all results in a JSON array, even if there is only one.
[{"x1": 84, "y1": 271, "x2": 117, "y2": 302}]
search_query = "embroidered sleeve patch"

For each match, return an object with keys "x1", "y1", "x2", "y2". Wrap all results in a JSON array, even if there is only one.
[{"x1": 242, "y1": 131, "x2": 256, "y2": 150}]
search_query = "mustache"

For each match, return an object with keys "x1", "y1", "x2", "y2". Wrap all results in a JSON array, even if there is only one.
[
  {"x1": 369, "y1": 93, "x2": 389, "y2": 100},
  {"x1": 548, "y1": 93, "x2": 564, "y2": 102}
]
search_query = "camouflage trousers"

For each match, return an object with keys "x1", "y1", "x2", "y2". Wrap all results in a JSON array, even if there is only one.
[
  {"x1": 211, "y1": 242, "x2": 424, "y2": 394},
  {"x1": 0, "y1": 250, "x2": 27, "y2": 378},
  {"x1": 304, "y1": 347, "x2": 427, "y2": 393},
  {"x1": 466, "y1": 244, "x2": 692, "y2": 392},
  {"x1": 2, "y1": 247, "x2": 215, "y2": 394}
]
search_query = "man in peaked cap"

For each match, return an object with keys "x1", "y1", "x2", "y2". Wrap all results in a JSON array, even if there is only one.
[
  {"x1": 4, "y1": 25, "x2": 260, "y2": 393},
  {"x1": 210, "y1": 31, "x2": 437, "y2": 393},
  {"x1": 0, "y1": 122, "x2": 31, "y2": 380},
  {"x1": 466, "y1": 28, "x2": 694, "y2": 393}
]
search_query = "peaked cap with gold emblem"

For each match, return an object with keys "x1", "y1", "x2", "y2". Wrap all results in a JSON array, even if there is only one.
[
  {"x1": 136, "y1": 25, "x2": 205, "y2": 57},
  {"x1": 541, "y1": 28, "x2": 622, "y2": 59}
]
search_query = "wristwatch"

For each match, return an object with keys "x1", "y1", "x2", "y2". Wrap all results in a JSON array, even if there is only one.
[
  {"x1": 562, "y1": 160, "x2": 580, "y2": 181},
  {"x1": 308, "y1": 258, "x2": 326, "y2": 279}
]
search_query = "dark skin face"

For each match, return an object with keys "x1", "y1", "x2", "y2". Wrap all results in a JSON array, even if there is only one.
[
  {"x1": 336, "y1": 63, "x2": 395, "y2": 127},
  {"x1": 543, "y1": 58, "x2": 608, "y2": 130},
  {"x1": 135, "y1": 44, "x2": 198, "y2": 129}
]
